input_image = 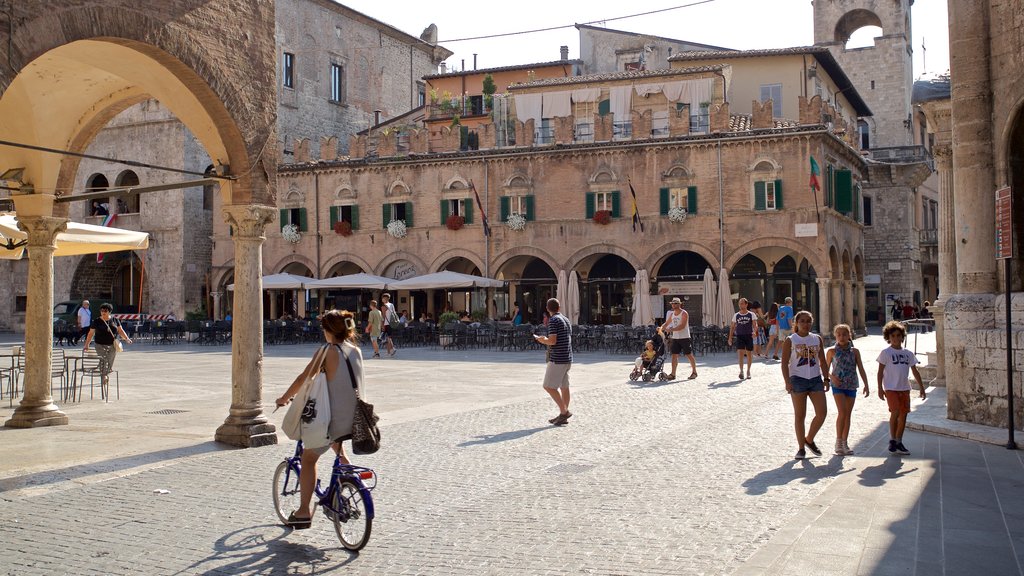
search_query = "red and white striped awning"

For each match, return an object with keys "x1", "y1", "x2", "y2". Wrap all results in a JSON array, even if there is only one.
[{"x1": 112, "y1": 314, "x2": 173, "y2": 321}]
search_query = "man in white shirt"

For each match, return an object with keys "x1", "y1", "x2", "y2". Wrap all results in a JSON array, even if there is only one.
[
  {"x1": 75, "y1": 300, "x2": 91, "y2": 346},
  {"x1": 658, "y1": 297, "x2": 698, "y2": 380}
]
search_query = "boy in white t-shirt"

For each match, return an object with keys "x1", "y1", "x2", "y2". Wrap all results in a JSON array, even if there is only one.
[{"x1": 876, "y1": 321, "x2": 926, "y2": 456}]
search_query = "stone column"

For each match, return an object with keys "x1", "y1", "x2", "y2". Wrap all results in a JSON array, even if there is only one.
[
  {"x1": 950, "y1": 0, "x2": 996, "y2": 295},
  {"x1": 817, "y1": 278, "x2": 832, "y2": 335},
  {"x1": 931, "y1": 144, "x2": 955, "y2": 383},
  {"x1": 843, "y1": 280, "x2": 854, "y2": 328},
  {"x1": 215, "y1": 205, "x2": 277, "y2": 448},
  {"x1": 5, "y1": 214, "x2": 69, "y2": 428},
  {"x1": 212, "y1": 292, "x2": 222, "y2": 320},
  {"x1": 857, "y1": 282, "x2": 867, "y2": 333},
  {"x1": 830, "y1": 280, "x2": 842, "y2": 331}
]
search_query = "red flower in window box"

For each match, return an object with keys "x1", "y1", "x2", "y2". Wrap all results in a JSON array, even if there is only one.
[
  {"x1": 592, "y1": 210, "x2": 612, "y2": 225},
  {"x1": 333, "y1": 220, "x2": 353, "y2": 236},
  {"x1": 446, "y1": 214, "x2": 465, "y2": 230}
]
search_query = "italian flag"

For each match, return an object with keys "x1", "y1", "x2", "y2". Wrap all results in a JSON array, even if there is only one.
[
  {"x1": 809, "y1": 156, "x2": 821, "y2": 192},
  {"x1": 96, "y1": 212, "x2": 116, "y2": 263}
]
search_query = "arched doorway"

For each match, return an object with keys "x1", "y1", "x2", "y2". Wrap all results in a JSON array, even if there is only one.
[
  {"x1": 69, "y1": 252, "x2": 148, "y2": 313},
  {"x1": 495, "y1": 255, "x2": 557, "y2": 323},
  {"x1": 654, "y1": 250, "x2": 714, "y2": 325},
  {"x1": 578, "y1": 254, "x2": 635, "y2": 325}
]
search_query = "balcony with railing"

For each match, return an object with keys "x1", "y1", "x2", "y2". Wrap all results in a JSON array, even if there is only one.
[
  {"x1": 869, "y1": 145, "x2": 934, "y2": 170},
  {"x1": 919, "y1": 228, "x2": 937, "y2": 246}
]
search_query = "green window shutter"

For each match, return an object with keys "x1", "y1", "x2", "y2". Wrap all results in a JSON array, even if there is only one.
[
  {"x1": 854, "y1": 187, "x2": 861, "y2": 222},
  {"x1": 826, "y1": 165, "x2": 834, "y2": 208},
  {"x1": 382, "y1": 203, "x2": 391, "y2": 227},
  {"x1": 598, "y1": 99, "x2": 610, "y2": 116},
  {"x1": 586, "y1": 192, "x2": 595, "y2": 219},
  {"x1": 500, "y1": 196, "x2": 510, "y2": 221},
  {"x1": 525, "y1": 195, "x2": 535, "y2": 221},
  {"x1": 463, "y1": 197, "x2": 473, "y2": 224},
  {"x1": 754, "y1": 181, "x2": 767, "y2": 211},
  {"x1": 774, "y1": 180, "x2": 783, "y2": 210},
  {"x1": 659, "y1": 187, "x2": 670, "y2": 215},
  {"x1": 279, "y1": 208, "x2": 287, "y2": 230},
  {"x1": 835, "y1": 169, "x2": 853, "y2": 214},
  {"x1": 687, "y1": 186, "x2": 698, "y2": 214},
  {"x1": 298, "y1": 208, "x2": 308, "y2": 231},
  {"x1": 611, "y1": 191, "x2": 621, "y2": 218},
  {"x1": 351, "y1": 205, "x2": 359, "y2": 230},
  {"x1": 405, "y1": 202, "x2": 414, "y2": 227},
  {"x1": 329, "y1": 206, "x2": 338, "y2": 228},
  {"x1": 440, "y1": 199, "x2": 448, "y2": 225}
]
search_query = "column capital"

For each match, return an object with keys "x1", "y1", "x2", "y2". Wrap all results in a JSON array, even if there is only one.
[
  {"x1": 16, "y1": 215, "x2": 67, "y2": 248},
  {"x1": 223, "y1": 204, "x2": 275, "y2": 239},
  {"x1": 816, "y1": 278, "x2": 832, "y2": 287}
]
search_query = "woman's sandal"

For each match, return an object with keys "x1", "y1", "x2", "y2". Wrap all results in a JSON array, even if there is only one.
[{"x1": 287, "y1": 511, "x2": 312, "y2": 529}]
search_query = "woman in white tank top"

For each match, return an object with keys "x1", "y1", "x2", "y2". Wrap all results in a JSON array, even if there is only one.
[{"x1": 781, "y1": 310, "x2": 830, "y2": 460}]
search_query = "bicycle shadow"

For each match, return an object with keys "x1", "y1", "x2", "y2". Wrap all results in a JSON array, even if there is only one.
[
  {"x1": 457, "y1": 426, "x2": 553, "y2": 447},
  {"x1": 742, "y1": 455, "x2": 853, "y2": 495},
  {"x1": 177, "y1": 524, "x2": 359, "y2": 575}
]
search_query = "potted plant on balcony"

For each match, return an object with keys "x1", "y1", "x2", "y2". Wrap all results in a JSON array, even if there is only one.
[
  {"x1": 446, "y1": 214, "x2": 465, "y2": 231},
  {"x1": 592, "y1": 210, "x2": 612, "y2": 225},
  {"x1": 334, "y1": 220, "x2": 353, "y2": 236}
]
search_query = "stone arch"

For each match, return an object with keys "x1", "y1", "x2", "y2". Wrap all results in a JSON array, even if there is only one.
[
  {"x1": 724, "y1": 237, "x2": 826, "y2": 274},
  {"x1": 375, "y1": 251, "x2": 429, "y2": 278},
  {"x1": 1, "y1": 4, "x2": 276, "y2": 205},
  {"x1": 749, "y1": 157, "x2": 781, "y2": 175},
  {"x1": 115, "y1": 169, "x2": 141, "y2": 213},
  {"x1": 854, "y1": 253, "x2": 864, "y2": 282},
  {"x1": 841, "y1": 249, "x2": 852, "y2": 280},
  {"x1": 270, "y1": 253, "x2": 316, "y2": 276},
  {"x1": 282, "y1": 183, "x2": 305, "y2": 205},
  {"x1": 333, "y1": 182, "x2": 356, "y2": 200},
  {"x1": 643, "y1": 241, "x2": 721, "y2": 274},
  {"x1": 429, "y1": 249, "x2": 485, "y2": 274},
  {"x1": 386, "y1": 178, "x2": 411, "y2": 197},
  {"x1": 492, "y1": 246, "x2": 561, "y2": 277},
  {"x1": 662, "y1": 163, "x2": 692, "y2": 180},
  {"x1": 505, "y1": 173, "x2": 531, "y2": 188},
  {"x1": 321, "y1": 253, "x2": 373, "y2": 277},
  {"x1": 214, "y1": 260, "x2": 235, "y2": 291},
  {"x1": 444, "y1": 174, "x2": 470, "y2": 191},
  {"x1": 588, "y1": 166, "x2": 619, "y2": 185},
  {"x1": 829, "y1": 246, "x2": 841, "y2": 279},
  {"x1": 833, "y1": 9, "x2": 884, "y2": 44},
  {"x1": 565, "y1": 243, "x2": 640, "y2": 273}
]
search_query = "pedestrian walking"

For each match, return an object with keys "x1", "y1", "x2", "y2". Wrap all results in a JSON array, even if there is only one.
[
  {"x1": 727, "y1": 297, "x2": 758, "y2": 379},
  {"x1": 75, "y1": 299, "x2": 91, "y2": 346},
  {"x1": 379, "y1": 293, "x2": 397, "y2": 356},
  {"x1": 765, "y1": 302, "x2": 781, "y2": 360},
  {"x1": 367, "y1": 300, "x2": 383, "y2": 358},
  {"x1": 534, "y1": 298, "x2": 573, "y2": 426},
  {"x1": 658, "y1": 297, "x2": 698, "y2": 380},
  {"x1": 749, "y1": 300, "x2": 768, "y2": 359},
  {"x1": 877, "y1": 320, "x2": 926, "y2": 456},
  {"x1": 82, "y1": 303, "x2": 132, "y2": 397},
  {"x1": 781, "y1": 310, "x2": 829, "y2": 460},
  {"x1": 275, "y1": 310, "x2": 363, "y2": 528},
  {"x1": 777, "y1": 297, "x2": 794, "y2": 341},
  {"x1": 825, "y1": 324, "x2": 869, "y2": 455}
]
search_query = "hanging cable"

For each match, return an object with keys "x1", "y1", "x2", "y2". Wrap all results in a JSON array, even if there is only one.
[
  {"x1": 439, "y1": 1, "x2": 719, "y2": 43},
  {"x1": 0, "y1": 139, "x2": 234, "y2": 180}
]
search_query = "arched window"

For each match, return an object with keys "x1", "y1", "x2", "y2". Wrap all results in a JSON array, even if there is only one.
[
  {"x1": 86, "y1": 173, "x2": 110, "y2": 217},
  {"x1": 115, "y1": 170, "x2": 140, "y2": 214}
]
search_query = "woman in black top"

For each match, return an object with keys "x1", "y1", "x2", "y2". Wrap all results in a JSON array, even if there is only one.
[{"x1": 82, "y1": 303, "x2": 132, "y2": 397}]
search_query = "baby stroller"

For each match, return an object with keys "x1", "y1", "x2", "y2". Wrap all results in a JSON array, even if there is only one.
[{"x1": 629, "y1": 332, "x2": 666, "y2": 382}]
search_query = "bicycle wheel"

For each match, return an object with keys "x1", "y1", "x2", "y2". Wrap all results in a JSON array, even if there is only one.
[
  {"x1": 272, "y1": 461, "x2": 302, "y2": 525},
  {"x1": 332, "y1": 480, "x2": 372, "y2": 551}
]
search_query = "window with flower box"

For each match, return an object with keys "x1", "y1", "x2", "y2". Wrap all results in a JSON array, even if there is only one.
[
  {"x1": 279, "y1": 207, "x2": 307, "y2": 231},
  {"x1": 500, "y1": 195, "x2": 535, "y2": 221},
  {"x1": 440, "y1": 198, "x2": 473, "y2": 224},
  {"x1": 659, "y1": 187, "x2": 697, "y2": 215},
  {"x1": 382, "y1": 202, "x2": 413, "y2": 227},
  {"x1": 585, "y1": 191, "x2": 621, "y2": 219},
  {"x1": 329, "y1": 205, "x2": 359, "y2": 230}
]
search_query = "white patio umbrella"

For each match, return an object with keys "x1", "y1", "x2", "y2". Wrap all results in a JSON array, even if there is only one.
[
  {"x1": 565, "y1": 270, "x2": 581, "y2": 324},
  {"x1": 632, "y1": 269, "x2": 654, "y2": 326},
  {"x1": 556, "y1": 269, "x2": 569, "y2": 305},
  {"x1": 305, "y1": 272, "x2": 392, "y2": 290},
  {"x1": 702, "y1": 267, "x2": 718, "y2": 326},
  {"x1": 717, "y1": 268, "x2": 734, "y2": 327},
  {"x1": 226, "y1": 272, "x2": 315, "y2": 291},
  {"x1": 0, "y1": 213, "x2": 150, "y2": 259},
  {"x1": 386, "y1": 270, "x2": 505, "y2": 290}
]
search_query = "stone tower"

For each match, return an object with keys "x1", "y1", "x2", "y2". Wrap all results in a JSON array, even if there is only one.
[{"x1": 813, "y1": 0, "x2": 916, "y2": 148}]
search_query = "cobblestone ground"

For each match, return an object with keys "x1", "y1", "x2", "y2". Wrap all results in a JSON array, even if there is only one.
[{"x1": 0, "y1": 344, "x2": 899, "y2": 575}]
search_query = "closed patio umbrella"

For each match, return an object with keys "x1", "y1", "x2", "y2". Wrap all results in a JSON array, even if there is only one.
[
  {"x1": 632, "y1": 269, "x2": 654, "y2": 326},
  {"x1": 0, "y1": 213, "x2": 149, "y2": 259},
  {"x1": 556, "y1": 269, "x2": 569, "y2": 306},
  {"x1": 565, "y1": 271, "x2": 580, "y2": 324},
  {"x1": 717, "y1": 268, "x2": 734, "y2": 327},
  {"x1": 702, "y1": 267, "x2": 718, "y2": 326}
]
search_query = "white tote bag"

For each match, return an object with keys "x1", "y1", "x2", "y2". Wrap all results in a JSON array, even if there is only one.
[{"x1": 282, "y1": 346, "x2": 331, "y2": 448}]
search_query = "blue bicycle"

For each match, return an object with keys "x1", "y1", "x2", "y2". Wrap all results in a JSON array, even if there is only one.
[{"x1": 272, "y1": 440, "x2": 376, "y2": 550}]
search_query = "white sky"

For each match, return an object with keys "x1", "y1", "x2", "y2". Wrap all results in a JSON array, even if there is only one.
[{"x1": 341, "y1": 0, "x2": 949, "y2": 78}]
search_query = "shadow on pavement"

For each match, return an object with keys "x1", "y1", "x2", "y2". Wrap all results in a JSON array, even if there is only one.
[
  {"x1": 857, "y1": 459, "x2": 918, "y2": 487},
  {"x1": 742, "y1": 455, "x2": 854, "y2": 495},
  {"x1": 179, "y1": 525, "x2": 357, "y2": 575},
  {"x1": 457, "y1": 426, "x2": 553, "y2": 447},
  {"x1": 0, "y1": 440, "x2": 230, "y2": 494}
]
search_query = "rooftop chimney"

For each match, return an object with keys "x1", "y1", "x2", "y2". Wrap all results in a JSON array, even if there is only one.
[
  {"x1": 560, "y1": 46, "x2": 569, "y2": 60},
  {"x1": 473, "y1": 53, "x2": 477, "y2": 70},
  {"x1": 373, "y1": 110, "x2": 381, "y2": 127},
  {"x1": 439, "y1": 62, "x2": 447, "y2": 74}
]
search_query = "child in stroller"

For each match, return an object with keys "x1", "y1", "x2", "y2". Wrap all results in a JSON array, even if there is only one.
[{"x1": 630, "y1": 333, "x2": 666, "y2": 382}]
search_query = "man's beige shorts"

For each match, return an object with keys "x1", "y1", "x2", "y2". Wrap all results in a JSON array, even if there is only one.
[{"x1": 543, "y1": 362, "x2": 572, "y2": 389}]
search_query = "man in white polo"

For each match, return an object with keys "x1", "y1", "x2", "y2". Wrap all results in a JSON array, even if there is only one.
[
  {"x1": 75, "y1": 300, "x2": 91, "y2": 346},
  {"x1": 658, "y1": 297, "x2": 698, "y2": 380}
]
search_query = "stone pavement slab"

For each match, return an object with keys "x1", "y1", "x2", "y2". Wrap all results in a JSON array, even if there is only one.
[{"x1": 1, "y1": 330, "x2": 1021, "y2": 574}]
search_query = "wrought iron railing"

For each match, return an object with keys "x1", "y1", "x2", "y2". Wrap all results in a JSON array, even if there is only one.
[{"x1": 919, "y1": 228, "x2": 938, "y2": 246}]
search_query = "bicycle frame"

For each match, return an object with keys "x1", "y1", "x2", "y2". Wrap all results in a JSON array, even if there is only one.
[{"x1": 283, "y1": 440, "x2": 376, "y2": 521}]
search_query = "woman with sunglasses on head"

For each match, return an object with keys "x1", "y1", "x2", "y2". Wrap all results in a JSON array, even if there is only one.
[
  {"x1": 275, "y1": 309, "x2": 364, "y2": 529},
  {"x1": 82, "y1": 303, "x2": 132, "y2": 397}
]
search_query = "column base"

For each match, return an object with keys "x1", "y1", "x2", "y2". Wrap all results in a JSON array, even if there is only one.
[
  {"x1": 215, "y1": 420, "x2": 278, "y2": 448},
  {"x1": 5, "y1": 402, "x2": 69, "y2": 428}
]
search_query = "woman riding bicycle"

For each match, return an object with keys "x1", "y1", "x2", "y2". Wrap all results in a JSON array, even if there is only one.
[{"x1": 275, "y1": 309, "x2": 363, "y2": 529}]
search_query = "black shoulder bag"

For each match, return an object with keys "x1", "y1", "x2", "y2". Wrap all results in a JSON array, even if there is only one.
[{"x1": 342, "y1": 348, "x2": 381, "y2": 455}]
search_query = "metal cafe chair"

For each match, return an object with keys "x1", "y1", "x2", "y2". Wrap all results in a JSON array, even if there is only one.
[{"x1": 77, "y1": 350, "x2": 119, "y2": 402}]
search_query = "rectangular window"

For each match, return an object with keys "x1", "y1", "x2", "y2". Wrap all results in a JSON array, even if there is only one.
[
  {"x1": 689, "y1": 103, "x2": 710, "y2": 134},
  {"x1": 765, "y1": 181, "x2": 777, "y2": 210},
  {"x1": 760, "y1": 84, "x2": 782, "y2": 118},
  {"x1": 417, "y1": 82, "x2": 426, "y2": 107},
  {"x1": 15, "y1": 295, "x2": 26, "y2": 312},
  {"x1": 283, "y1": 52, "x2": 294, "y2": 89},
  {"x1": 329, "y1": 205, "x2": 360, "y2": 231},
  {"x1": 537, "y1": 118, "x2": 554, "y2": 145},
  {"x1": 863, "y1": 195, "x2": 873, "y2": 226},
  {"x1": 573, "y1": 101, "x2": 595, "y2": 143},
  {"x1": 585, "y1": 191, "x2": 621, "y2": 218},
  {"x1": 754, "y1": 180, "x2": 783, "y2": 211},
  {"x1": 383, "y1": 202, "x2": 413, "y2": 227},
  {"x1": 500, "y1": 195, "x2": 535, "y2": 221},
  {"x1": 279, "y1": 207, "x2": 307, "y2": 231},
  {"x1": 330, "y1": 63, "x2": 343, "y2": 102}
]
